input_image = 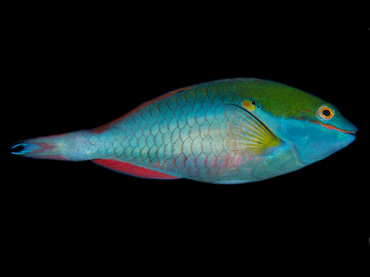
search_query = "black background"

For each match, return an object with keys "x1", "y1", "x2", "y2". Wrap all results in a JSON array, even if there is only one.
[{"x1": 3, "y1": 6, "x2": 369, "y2": 273}]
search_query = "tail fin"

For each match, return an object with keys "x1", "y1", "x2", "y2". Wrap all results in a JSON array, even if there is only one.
[
  {"x1": 10, "y1": 130, "x2": 94, "y2": 161},
  {"x1": 10, "y1": 133, "x2": 71, "y2": 160}
]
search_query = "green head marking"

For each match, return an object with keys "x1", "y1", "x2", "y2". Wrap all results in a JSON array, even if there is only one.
[{"x1": 236, "y1": 79, "x2": 322, "y2": 119}]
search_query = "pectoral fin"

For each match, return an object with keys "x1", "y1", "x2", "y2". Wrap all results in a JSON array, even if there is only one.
[{"x1": 226, "y1": 104, "x2": 283, "y2": 155}]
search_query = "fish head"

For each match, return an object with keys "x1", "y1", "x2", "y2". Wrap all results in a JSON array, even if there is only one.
[{"x1": 281, "y1": 102, "x2": 357, "y2": 164}]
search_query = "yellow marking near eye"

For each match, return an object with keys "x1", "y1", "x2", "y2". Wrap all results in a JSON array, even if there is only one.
[{"x1": 242, "y1": 100, "x2": 255, "y2": 111}]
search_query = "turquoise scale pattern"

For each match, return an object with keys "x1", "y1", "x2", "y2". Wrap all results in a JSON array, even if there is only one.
[{"x1": 94, "y1": 80, "x2": 246, "y2": 182}]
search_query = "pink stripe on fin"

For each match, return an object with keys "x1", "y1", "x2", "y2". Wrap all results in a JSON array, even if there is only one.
[{"x1": 92, "y1": 159, "x2": 181, "y2": 180}]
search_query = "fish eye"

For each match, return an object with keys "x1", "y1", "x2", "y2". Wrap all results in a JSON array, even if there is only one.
[{"x1": 317, "y1": 105, "x2": 335, "y2": 121}]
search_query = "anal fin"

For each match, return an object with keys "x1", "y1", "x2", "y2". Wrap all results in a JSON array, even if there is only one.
[{"x1": 92, "y1": 159, "x2": 181, "y2": 180}]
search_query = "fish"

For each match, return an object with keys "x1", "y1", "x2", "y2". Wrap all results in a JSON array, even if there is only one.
[{"x1": 10, "y1": 78, "x2": 358, "y2": 184}]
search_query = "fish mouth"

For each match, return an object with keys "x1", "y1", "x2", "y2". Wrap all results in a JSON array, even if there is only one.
[
  {"x1": 339, "y1": 130, "x2": 357, "y2": 139},
  {"x1": 338, "y1": 130, "x2": 357, "y2": 149},
  {"x1": 344, "y1": 130, "x2": 357, "y2": 135}
]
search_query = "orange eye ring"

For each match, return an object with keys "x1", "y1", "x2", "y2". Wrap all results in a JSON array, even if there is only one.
[{"x1": 317, "y1": 105, "x2": 335, "y2": 121}]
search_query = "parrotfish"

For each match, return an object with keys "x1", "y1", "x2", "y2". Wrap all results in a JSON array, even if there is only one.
[{"x1": 11, "y1": 78, "x2": 357, "y2": 184}]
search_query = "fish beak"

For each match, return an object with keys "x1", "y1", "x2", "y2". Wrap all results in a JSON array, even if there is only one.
[
  {"x1": 342, "y1": 121, "x2": 358, "y2": 135},
  {"x1": 344, "y1": 124, "x2": 358, "y2": 135},
  {"x1": 339, "y1": 127, "x2": 357, "y2": 143}
]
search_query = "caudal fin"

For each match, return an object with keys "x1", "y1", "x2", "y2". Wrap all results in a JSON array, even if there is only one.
[
  {"x1": 10, "y1": 133, "x2": 70, "y2": 160},
  {"x1": 10, "y1": 130, "x2": 98, "y2": 161}
]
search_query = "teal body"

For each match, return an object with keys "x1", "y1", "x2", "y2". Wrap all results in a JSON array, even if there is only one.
[{"x1": 11, "y1": 78, "x2": 357, "y2": 184}]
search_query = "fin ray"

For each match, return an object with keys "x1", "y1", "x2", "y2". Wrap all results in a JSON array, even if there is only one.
[
  {"x1": 92, "y1": 159, "x2": 181, "y2": 180},
  {"x1": 225, "y1": 104, "x2": 283, "y2": 155}
]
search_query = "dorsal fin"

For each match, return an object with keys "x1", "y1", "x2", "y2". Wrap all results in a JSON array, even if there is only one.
[
  {"x1": 92, "y1": 85, "x2": 195, "y2": 134},
  {"x1": 92, "y1": 159, "x2": 181, "y2": 180}
]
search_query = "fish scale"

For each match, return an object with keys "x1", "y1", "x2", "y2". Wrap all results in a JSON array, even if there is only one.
[{"x1": 91, "y1": 83, "x2": 242, "y2": 181}]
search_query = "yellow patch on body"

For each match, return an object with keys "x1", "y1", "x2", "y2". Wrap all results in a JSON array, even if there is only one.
[{"x1": 242, "y1": 100, "x2": 255, "y2": 111}]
